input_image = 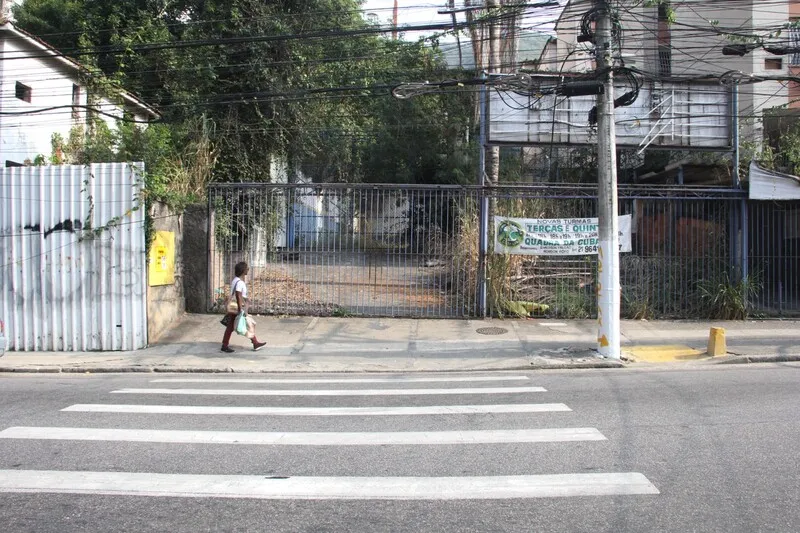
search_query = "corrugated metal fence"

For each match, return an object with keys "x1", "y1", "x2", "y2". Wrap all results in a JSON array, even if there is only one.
[
  {"x1": 208, "y1": 183, "x2": 800, "y2": 319},
  {"x1": 0, "y1": 163, "x2": 147, "y2": 351}
]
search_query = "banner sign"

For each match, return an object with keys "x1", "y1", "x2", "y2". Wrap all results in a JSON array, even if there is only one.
[{"x1": 494, "y1": 215, "x2": 633, "y2": 256}]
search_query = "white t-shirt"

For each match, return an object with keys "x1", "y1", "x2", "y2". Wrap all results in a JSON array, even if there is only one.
[{"x1": 231, "y1": 277, "x2": 248, "y2": 299}]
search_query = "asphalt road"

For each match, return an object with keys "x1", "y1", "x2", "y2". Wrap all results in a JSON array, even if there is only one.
[{"x1": 0, "y1": 363, "x2": 798, "y2": 532}]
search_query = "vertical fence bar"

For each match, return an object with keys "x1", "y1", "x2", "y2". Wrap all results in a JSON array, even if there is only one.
[{"x1": 206, "y1": 184, "x2": 761, "y2": 320}]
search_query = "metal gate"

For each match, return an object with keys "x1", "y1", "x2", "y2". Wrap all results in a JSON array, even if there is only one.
[
  {"x1": 209, "y1": 183, "x2": 797, "y2": 319},
  {"x1": 748, "y1": 200, "x2": 800, "y2": 317},
  {"x1": 209, "y1": 184, "x2": 481, "y2": 317}
]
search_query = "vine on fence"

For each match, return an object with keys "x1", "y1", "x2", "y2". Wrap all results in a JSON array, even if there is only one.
[
  {"x1": 31, "y1": 114, "x2": 218, "y2": 251},
  {"x1": 77, "y1": 164, "x2": 145, "y2": 243}
]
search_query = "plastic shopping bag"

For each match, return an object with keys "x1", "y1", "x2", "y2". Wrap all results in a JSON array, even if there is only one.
[
  {"x1": 245, "y1": 315, "x2": 256, "y2": 339},
  {"x1": 235, "y1": 312, "x2": 248, "y2": 336}
]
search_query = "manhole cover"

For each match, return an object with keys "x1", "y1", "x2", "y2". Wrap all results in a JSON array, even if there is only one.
[{"x1": 476, "y1": 327, "x2": 509, "y2": 335}]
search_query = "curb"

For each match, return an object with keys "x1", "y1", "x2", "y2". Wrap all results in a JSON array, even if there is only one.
[
  {"x1": 3, "y1": 353, "x2": 797, "y2": 374},
  {"x1": 0, "y1": 360, "x2": 626, "y2": 374},
  {"x1": 711, "y1": 354, "x2": 800, "y2": 365}
]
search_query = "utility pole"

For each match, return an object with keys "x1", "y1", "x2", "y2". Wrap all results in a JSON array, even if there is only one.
[
  {"x1": 392, "y1": 0, "x2": 399, "y2": 40},
  {"x1": 478, "y1": 75, "x2": 488, "y2": 317},
  {"x1": 487, "y1": 0, "x2": 501, "y2": 187},
  {"x1": 595, "y1": 0, "x2": 621, "y2": 359},
  {"x1": 476, "y1": 0, "x2": 502, "y2": 317}
]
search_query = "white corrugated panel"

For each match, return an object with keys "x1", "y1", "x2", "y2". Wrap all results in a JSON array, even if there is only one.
[
  {"x1": 0, "y1": 163, "x2": 147, "y2": 351},
  {"x1": 749, "y1": 161, "x2": 800, "y2": 200}
]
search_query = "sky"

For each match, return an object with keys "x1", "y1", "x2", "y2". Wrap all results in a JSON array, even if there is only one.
[
  {"x1": 361, "y1": 1, "x2": 454, "y2": 27},
  {"x1": 361, "y1": 0, "x2": 463, "y2": 41},
  {"x1": 361, "y1": 0, "x2": 564, "y2": 41}
]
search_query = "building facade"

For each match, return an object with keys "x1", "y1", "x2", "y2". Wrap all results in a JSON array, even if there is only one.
[
  {"x1": 541, "y1": 0, "x2": 794, "y2": 143},
  {"x1": 0, "y1": 22, "x2": 158, "y2": 167}
]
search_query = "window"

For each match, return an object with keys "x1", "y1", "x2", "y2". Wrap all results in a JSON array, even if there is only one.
[
  {"x1": 15, "y1": 82, "x2": 31, "y2": 103},
  {"x1": 765, "y1": 58, "x2": 783, "y2": 70},
  {"x1": 658, "y1": 45, "x2": 672, "y2": 77},
  {"x1": 657, "y1": 2, "x2": 672, "y2": 76},
  {"x1": 790, "y1": 18, "x2": 800, "y2": 66},
  {"x1": 72, "y1": 84, "x2": 81, "y2": 120}
]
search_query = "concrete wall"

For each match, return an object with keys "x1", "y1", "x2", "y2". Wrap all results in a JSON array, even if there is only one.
[
  {"x1": 182, "y1": 204, "x2": 210, "y2": 314},
  {"x1": 146, "y1": 202, "x2": 184, "y2": 343}
]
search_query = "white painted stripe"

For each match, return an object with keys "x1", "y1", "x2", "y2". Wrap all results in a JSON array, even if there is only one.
[
  {"x1": 0, "y1": 471, "x2": 660, "y2": 499},
  {"x1": 62, "y1": 403, "x2": 572, "y2": 416},
  {"x1": 541, "y1": 322, "x2": 568, "y2": 327},
  {"x1": 0, "y1": 427, "x2": 604, "y2": 446},
  {"x1": 111, "y1": 386, "x2": 546, "y2": 397},
  {"x1": 150, "y1": 376, "x2": 531, "y2": 384}
]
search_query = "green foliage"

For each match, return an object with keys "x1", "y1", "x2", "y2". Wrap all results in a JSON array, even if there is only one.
[
  {"x1": 552, "y1": 280, "x2": 594, "y2": 319},
  {"x1": 755, "y1": 120, "x2": 800, "y2": 176},
  {"x1": 697, "y1": 271, "x2": 762, "y2": 320},
  {"x1": 331, "y1": 306, "x2": 352, "y2": 318},
  {"x1": 51, "y1": 115, "x2": 216, "y2": 209},
  {"x1": 643, "y1": 0, "x2": 676, "y2": 24}
]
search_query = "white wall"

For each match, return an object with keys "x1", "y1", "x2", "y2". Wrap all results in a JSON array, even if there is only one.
[{"x1": 0, "y1": 37, "x2": 87, "y2": 164}]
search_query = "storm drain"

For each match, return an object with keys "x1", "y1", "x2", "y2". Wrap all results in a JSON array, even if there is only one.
[{"x1": 476, "y1": 327, "x2": 509, "y2": 336}]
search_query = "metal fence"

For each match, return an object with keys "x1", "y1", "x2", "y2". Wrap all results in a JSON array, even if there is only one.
[
  {"x1": 208, "y1": 182, "x2": 800, "y2": 319},
  {"x1": 748, "y1": 201, "x2": 800, "y2": 317},
  {"x1": 209, "y1": 183, "x2": 482, "y2": 318},
  {"x1": 488, "y1": 185, "x2": 744, "y2": 319},
  {"x1": 1, "y1": 163, "x2": 147, "y2": 351}
]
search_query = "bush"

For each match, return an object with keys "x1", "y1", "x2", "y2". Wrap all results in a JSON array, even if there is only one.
[{"x1": 697, "y1": 271, "x2": 762, "y2": 320}]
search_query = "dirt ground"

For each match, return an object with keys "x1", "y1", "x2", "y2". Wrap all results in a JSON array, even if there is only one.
[{"x1": 214, "y1": 253, "x2": 471, "y2": 317}]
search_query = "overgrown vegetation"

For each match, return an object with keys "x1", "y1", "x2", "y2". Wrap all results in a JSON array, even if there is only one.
[
  {"x1": 443, "y1": 193, "x2": 761, "y2": 320},
  {"x1": 697, "y1": 271, "x2": 762, "y2": 320},
  {"x1": 14, "y1": 0, "x2": 477, "y2": 187},
  {"x1": 44, "y1": 114, "x2": 217, "y2": 248}
]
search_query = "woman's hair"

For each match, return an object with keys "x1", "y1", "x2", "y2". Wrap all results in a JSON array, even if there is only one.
[{"x1": 234, "y1": 262, "x2": 248, "y2": 277}]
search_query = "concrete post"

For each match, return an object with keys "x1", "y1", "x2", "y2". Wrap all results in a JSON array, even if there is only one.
[{"x1": 595, "y1": 1, "x2": 621, "y2": 358}]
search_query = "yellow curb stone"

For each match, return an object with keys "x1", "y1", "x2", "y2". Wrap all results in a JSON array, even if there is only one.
[
  {"x1": 707, "y1": 327, "x2": 727, "y2": 357},
  {"x1": 623, "y1": 345, "x2": 707, "y2": 363}
]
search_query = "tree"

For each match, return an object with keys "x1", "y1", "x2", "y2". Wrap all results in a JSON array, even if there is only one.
[{"x1": 14, "y1": 0, "x2": 477, "y2": 185}]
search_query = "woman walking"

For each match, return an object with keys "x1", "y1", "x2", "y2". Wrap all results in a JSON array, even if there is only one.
[{"x1": 221, "y1": 261, "x2": 266, "y2": 353}]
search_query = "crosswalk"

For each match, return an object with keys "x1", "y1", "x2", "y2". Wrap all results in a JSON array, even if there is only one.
[{"x1": 0, "y1": 373, "x2": 659, "y2": 501}]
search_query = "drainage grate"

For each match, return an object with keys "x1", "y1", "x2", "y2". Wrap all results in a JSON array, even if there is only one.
[{"x1": 476, "y1": 327, "x2": 509, "y2": 336}]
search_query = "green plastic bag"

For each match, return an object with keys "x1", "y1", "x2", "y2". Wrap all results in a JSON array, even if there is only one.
[{"x1": 235, "y1": 312, "x2": 248, "y2": 336}]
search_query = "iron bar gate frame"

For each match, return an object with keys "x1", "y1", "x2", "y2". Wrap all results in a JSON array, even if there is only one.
[{"x1": 205, "y1": 182, "x2": 776, "y2": 320}]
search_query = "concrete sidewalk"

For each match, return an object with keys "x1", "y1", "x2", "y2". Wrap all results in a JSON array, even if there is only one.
[{"x1": 1, "y1": 314, "x2": 799, "y2": 373}]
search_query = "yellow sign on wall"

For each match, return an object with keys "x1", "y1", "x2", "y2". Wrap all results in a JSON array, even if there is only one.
[{"x1": 148, "y1": 231, "x2": 175, "y2": 286}]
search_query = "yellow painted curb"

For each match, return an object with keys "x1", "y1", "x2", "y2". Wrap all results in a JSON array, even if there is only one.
[{"x1": 623, "y1": 345, "x2": 706, "y2": 363}]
